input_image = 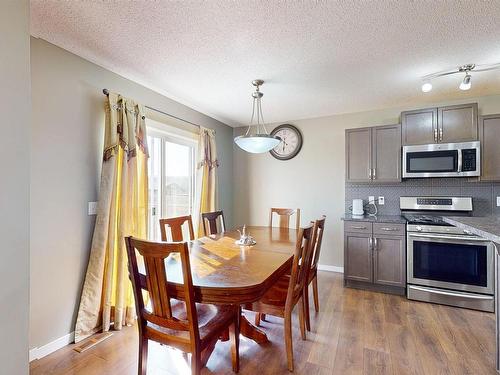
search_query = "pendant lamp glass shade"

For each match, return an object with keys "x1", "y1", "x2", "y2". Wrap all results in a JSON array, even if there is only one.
[
  {"x1": 234, "y1": 134, "x2": 281, "y2": 153},
  {"x1": 234, "y1": 79, "x2": 282, "y2": 153}
]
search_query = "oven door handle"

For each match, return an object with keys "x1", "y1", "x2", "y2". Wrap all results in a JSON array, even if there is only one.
[
  {"x1": 409, "y1": 285, "x2": 494, "y2": 300},
  {"x1": 408, "y1": 233, "x2": 491, "y2": 242}
]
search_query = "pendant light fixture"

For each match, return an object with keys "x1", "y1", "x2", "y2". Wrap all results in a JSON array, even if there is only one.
[
  {"x1": 234, "y1": 80, "x2": 281, "y2": 153},
  {"x1": 420, "y1": 63, "x2": 500, "y2": 93}
]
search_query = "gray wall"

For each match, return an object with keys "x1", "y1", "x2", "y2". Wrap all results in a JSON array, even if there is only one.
[
  {"x1": 0, "y1": 1, "x2": 30, "y2": 373},
  {"x1": 233, "y1": 94, "x2": 500, "y2": 269},
  {"x1": 30, "y1": 38, "x2": 234, "y2": 351}
]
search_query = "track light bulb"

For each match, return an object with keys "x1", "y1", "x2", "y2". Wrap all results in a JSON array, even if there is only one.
[
  {"x1": 459, "y1": 74, "x2": 471, "y2": 91},
  {"x1": 421, "y1": 81, "x2": 433, "y2": 92}
]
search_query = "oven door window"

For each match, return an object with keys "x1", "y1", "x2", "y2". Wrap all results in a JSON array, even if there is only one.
[
  {"x1": 413, "y1": 240, "x2": 487, "y2": 287},
  {"x1": 406, "y1": 150, "x2": 458, "y2": 173}
]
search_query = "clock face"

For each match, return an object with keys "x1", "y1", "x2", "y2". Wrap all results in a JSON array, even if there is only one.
[{"x1": 269, "y1": 124, "x2": 303, "y2": 160}]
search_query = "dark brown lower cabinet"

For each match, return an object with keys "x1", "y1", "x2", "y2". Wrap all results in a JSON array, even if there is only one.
[
  {"x1": 344, "y1": 221, "x2": 406, "y2": 295},
  {"x1": 373, "y1": 235, "x2": 405, "y2": 287},
  {"x1": 344, "y1": 232, "x2": 372, "y2": 283}
]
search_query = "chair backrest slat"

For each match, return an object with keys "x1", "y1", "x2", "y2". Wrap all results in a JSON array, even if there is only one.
[
  {"x1": 159, "y1": 215, "x2": 195, "y2": 242},
  {"x1": 201, "y1": 211, "x2": 226, "y2": 236},
  {"x1": 269, "y1": 208, "x2": 301, "y2": 229},
  {"x1": 125, "y1": 237, "x2": 199, "y2": 342},
  {"x1": 311, "y1": 216, "x2": 326, "y2": 271},
  {"x1": 286, "y1": 222, "x2": 316, "y2": 306}
]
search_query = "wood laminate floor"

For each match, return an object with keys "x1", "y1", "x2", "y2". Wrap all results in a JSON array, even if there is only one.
[{"x1": 30, "y1": 272, "x2": 497, "y2": 375}]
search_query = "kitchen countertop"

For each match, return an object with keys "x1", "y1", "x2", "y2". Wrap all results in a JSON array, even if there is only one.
[
  {"x1": 341, "y1": 214, "x2": 407, "y2": 224},
  {"x1": 442, "y1": 216, "x2": 500, "y2": 244}
]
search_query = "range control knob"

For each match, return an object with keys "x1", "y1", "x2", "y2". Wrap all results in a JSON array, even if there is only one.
[
  {"x1": 416, "y1": 226, "x2": 423, "y2": 232},
  {"x1": 463, "y1": 229, "x2": 472, "y2": 235}
]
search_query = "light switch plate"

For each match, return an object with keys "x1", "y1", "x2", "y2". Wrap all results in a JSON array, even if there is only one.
[
  {"x1": 368, "y1": 196, "x2": 375, "y2": 204},
  {"x1": 497, "y1": 196, "x2": 500, "y2": 207},
  {"x1": 88, "y1": 201, "x2": 97, "y2": 215},
  {"x1": 378, "y1": 196, "x2": 385, "y2": 205}
]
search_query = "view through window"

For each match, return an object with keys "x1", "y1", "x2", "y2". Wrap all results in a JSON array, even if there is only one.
[{"x1": 147, "y1": 124, "x2": 197, "y2": 240}]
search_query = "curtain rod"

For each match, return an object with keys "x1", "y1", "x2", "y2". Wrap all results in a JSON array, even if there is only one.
[{"x1": 102, "y1": 88, "x2": 201, "y2": 129}]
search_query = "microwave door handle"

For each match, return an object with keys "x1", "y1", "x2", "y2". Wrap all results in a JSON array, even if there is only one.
[
  {"x1": 457, "y1": 149, "x2": 462, "y2": 173},
  {"x1": 408, "y1": 233, "x2": 491, "y2": 242}
]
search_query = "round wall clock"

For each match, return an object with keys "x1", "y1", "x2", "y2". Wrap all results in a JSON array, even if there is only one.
[{"x1": 269, "y1": 124, "x2": 303, "y2": 160}]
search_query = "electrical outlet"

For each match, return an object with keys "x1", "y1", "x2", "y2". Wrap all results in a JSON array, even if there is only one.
[
  {"x1": 497, "y1": 196, "x2": 500, "y2": 207},
  {"x1": 378, "y1": 196, "x2": 385, "y2": 205},
  {"x1": 368, "y1": 196, "x2": 375, "y2": 204},
  {"x1": 88, "y1": 201, "x2": 97, "y2": 215}
]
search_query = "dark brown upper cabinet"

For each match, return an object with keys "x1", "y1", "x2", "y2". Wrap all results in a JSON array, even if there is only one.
[
  {"x1": 401, "y1": 107, "x2": 438, "y2": 145},
  {"x1": 345, "y1": 127, "x2": 372, "y2": 183},
  {"x1": 479, "y1": 114, "x2": 500, "y2": 181},
  {"x1": 438, "y1": 103, "x2": 478, "y2": 143},
  {"x1": 401, "y1": 103, "x2": 478, "y2": 145},
  {"x1": 346, "y1": 124, "x2": 401, "y2": 183}
]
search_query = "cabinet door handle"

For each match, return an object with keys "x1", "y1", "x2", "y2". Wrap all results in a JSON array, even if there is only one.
[
  {"x1": 374, "y1": 237, "x2": 378, "y2": 250},
  {"x1": 434, "y1": 128, "x2": 438, "y2": 142},
  {"x1": 373, "y1": 168, "x2": 376, "y2": 179},
  {"x1": 439, "y1": 128, "x2": 443, "y2": 142},
  {"x1": 369, "y1": 237, "x2": 373, "y2": 249},
  {"x1": 352, "y1": 225, "x2": 367, "y2": 230},
  {"x1": 381, "y1": 227, "x2": 398, "y2": 231},
  {"x1": 368, "y1": 168, "x2": 372, "y2": 179}
]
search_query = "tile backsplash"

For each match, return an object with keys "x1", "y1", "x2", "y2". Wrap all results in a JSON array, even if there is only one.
[{"x1": 345, "y1": 178, "x2": 500, "y2": 217}]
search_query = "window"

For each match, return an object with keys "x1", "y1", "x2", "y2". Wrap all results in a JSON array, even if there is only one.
[{"x1": 146, "y1": 120, "x2": 197, "y2": 240}]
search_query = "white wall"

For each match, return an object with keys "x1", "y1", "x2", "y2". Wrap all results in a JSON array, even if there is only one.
[
  {"x1": 233, "y1": 94, "x2": 500, "y2": 268},
  {"x1": 30, "y1": 38, "x2": 234, "y2": 352},
  {"x1": 0, "y1": 1, "x2": 30, "y2": 373}
]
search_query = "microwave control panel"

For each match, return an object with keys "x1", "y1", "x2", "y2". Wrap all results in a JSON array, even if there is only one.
[{"x1": 461, "y1": 149, "x2": 477, "y2": 172}]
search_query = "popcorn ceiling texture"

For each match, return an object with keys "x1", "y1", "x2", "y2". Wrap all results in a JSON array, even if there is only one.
[
  {"x1": 30, "y1": 1, "x2": 500, "y2": 126},
  {"x1": 345, "y1": 179, "x2": 500, "y2": 217}
]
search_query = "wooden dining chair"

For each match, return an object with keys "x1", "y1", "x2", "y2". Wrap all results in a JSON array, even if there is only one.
[
  {"x1": 201, "y1": 210, "x2": 226, "y2": 236},
  {"x1": 303, "y1": 216, "x2": 326, "y2": 331},
  {"x1": 159, "y1": 215, "x2": 195, "y2": 242},
  {"x1": 269, "y1": 208, "x2": 301, "y2": 229},
  {"x1": 125, "y1": 236, "x2": 240, "y2": 375},
  {"x1": 246, "y1": 222, "x2": 317, "y2": 372}
]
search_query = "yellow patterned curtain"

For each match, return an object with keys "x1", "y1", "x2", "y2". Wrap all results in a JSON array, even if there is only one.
[
  {"x1": 195, "y1": 127, "x2": 219, "y2": 237},
  {"x1": 74, "y1": 92, "x2": 148, "y2": 343}
]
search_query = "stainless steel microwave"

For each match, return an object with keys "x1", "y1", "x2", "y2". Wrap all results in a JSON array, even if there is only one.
[{"x1": 402, "y1": 141, "x2": 480, "y2": 178}]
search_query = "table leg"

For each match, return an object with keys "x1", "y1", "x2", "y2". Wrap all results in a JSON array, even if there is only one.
[{"x1": 240, "y1": 314, "x2": 269, "y2": 344}]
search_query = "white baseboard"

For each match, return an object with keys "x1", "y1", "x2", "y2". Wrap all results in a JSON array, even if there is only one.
[
  {"x1": 29, "y1": 331, "x2": 75, "y2": 362},
  {"x1": 318, "y1": 264, "x2": 343, "y2": 273}
]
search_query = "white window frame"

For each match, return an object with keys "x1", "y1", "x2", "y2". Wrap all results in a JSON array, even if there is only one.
[{"x1": 146, "y1": 118, "x2": 198, "y2": 240}]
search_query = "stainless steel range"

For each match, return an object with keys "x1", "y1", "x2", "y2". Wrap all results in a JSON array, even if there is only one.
[{"x1": 401, "y1": 196, "x2": 495, "y2": 312}]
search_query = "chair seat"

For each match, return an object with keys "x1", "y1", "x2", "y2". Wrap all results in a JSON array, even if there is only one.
[
  {"x1": 257, "y1": 275, "x2": 291, "y2": 306},
  {"x1": 146, "y1": 300, "x2": 236, "y2": 345}
]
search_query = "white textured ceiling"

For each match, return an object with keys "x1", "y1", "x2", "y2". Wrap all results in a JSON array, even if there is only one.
[{"x1": 31, "y1": 1, "x2": 500, "y2": 127}]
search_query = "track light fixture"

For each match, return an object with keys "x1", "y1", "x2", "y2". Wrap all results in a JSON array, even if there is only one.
[
  {"x1": 459, "y1": 73, "x2": 472, "y2": 91},
  {"x1": 420, "y1": 63, "x2": 500, "y2": 93}
]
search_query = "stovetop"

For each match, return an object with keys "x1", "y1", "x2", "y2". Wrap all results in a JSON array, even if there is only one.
[{"x1": 403, "y1": 214, "x2": 453, "y2": 227}]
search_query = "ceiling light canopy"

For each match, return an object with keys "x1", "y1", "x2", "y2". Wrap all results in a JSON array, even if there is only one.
[
  {"x1": 234, "y1": 80, "x2": 281, "y2": 154},
  {"x1": 420, "y1": 63, "x2": 500, "y2": 93}
]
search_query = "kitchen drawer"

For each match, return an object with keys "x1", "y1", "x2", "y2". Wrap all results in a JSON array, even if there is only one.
[
  {"x1": 373, "y1": 223, "x2": 405, "y2": 236},
  {"x1": 344, "y1": 221, "x2": 373, "y2": 234}
]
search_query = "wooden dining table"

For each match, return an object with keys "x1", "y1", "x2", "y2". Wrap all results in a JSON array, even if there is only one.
[{"x1": 145, "y1": 225, "x2": 298, "y2": 344}]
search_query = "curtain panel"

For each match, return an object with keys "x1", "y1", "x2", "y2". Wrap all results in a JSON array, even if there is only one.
[
  {"x1": 195, "y1": 127, "x2": 219, "y2": 237},
  {"x1": 74, "y1": 92, "x2": 149, "y2": 343}
]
